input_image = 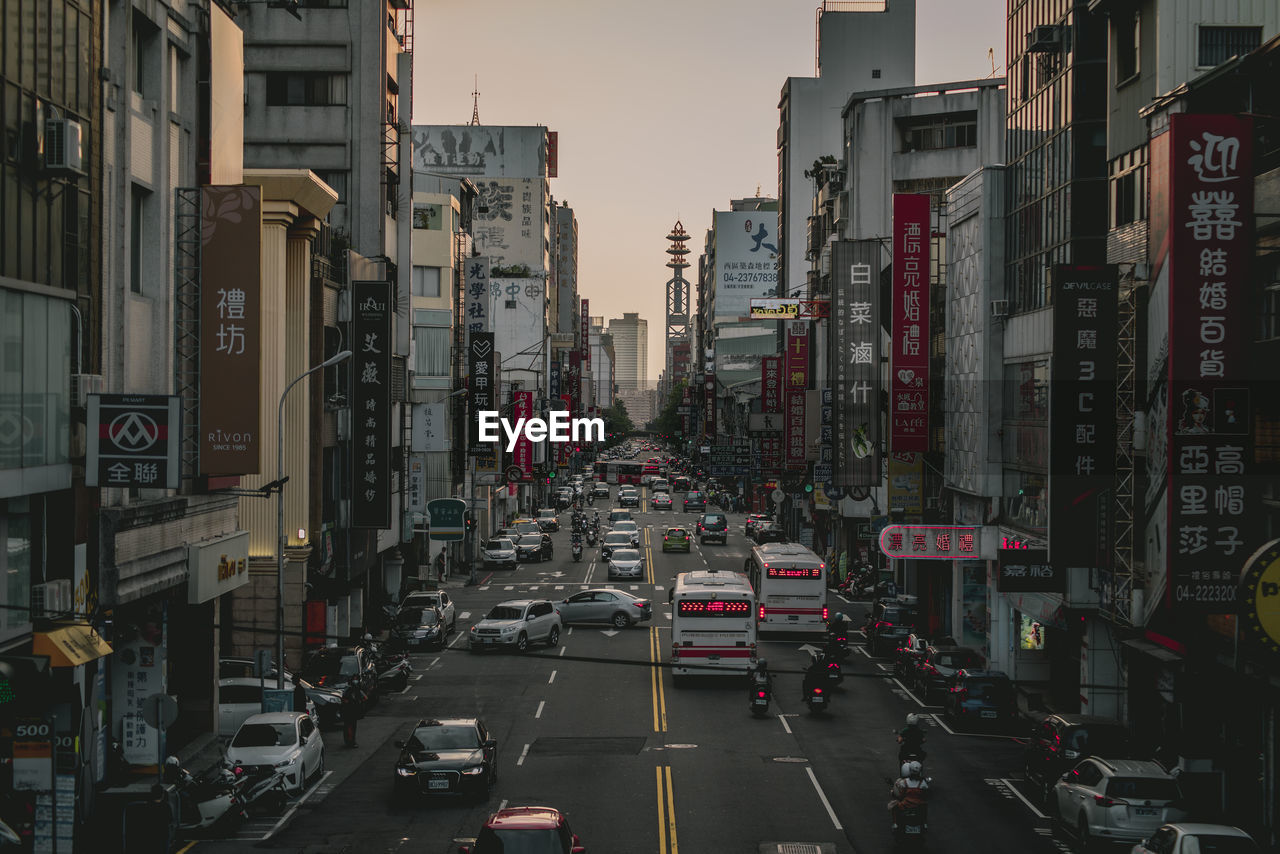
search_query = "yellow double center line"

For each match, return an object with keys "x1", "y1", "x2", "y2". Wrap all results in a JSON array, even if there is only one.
[
  {"x1": 644, "y1": 527, "x2": 654, "y2": 584},
  {"x1": 655, "y1": 765, "x2": 679, "y2": 854},
  {"x1": 648, "y1": 626, "x2": 667, "y2": 732}
]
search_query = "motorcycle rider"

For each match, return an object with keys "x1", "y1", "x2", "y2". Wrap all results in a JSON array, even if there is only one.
[
  {"x1": 897, "y1": 713, "x2": 927, "y2": 763},
  {"x1": 888, "y1": 760, "x2": 929, "y2": 826},
  {"x1": 749, "y1": 659, "x2": 773, "y2": 697},
  {"x1": 801, "y1": 655, "x2": 829, "y2": 701}
]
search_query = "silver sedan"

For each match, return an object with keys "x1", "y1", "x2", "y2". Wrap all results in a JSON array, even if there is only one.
[
  {"x1": 607, "y1": 548, "x2": 644, "y2": 580},
  {"x1": 557, "y1": 589, "x2": 653, "y2": 629}
]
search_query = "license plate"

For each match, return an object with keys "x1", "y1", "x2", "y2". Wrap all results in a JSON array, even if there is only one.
[
  {"x1": 905, "y1": 826, "x2": 921, "y2": 834},
  {"x1": 811, "y1": 696, "x2": 824, "y2": 704},
  {"x1": 980, "y1": 710, "x2": 997, "y2": 719},
  {"x1": 1134, "y1": 807, "x2": 1159, "y2": 817},
  {"x1": 483, "y1": 639, "x2": 493, "y2": 644},
  {"x1": 428, "y1": 780, "x2": 449, "y2": 790}
]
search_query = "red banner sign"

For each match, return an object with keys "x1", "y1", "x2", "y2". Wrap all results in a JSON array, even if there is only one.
[
  {"x1": 1165, "y1": 114, "x2": 1254, "y2": 613},
  {"x1": 785, "y1": 321, "x2": 809, "y2": 389},
  {"x1": 762, "y1": 357, "x2": 781, "y2": 413},
  {"x1": 513, "y1": 390, "x2": 533, "y2": 479},
  {"x1": 890, "y1": 193, "x2": 930, "y2": 453}
]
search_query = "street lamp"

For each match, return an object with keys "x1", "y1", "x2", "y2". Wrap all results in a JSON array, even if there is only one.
[{"x1": 277, "y1": 349, "x2": 352, "y2": 691}]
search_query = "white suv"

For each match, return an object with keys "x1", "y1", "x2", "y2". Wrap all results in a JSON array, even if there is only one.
[
  {"x1": 1052, "y1": 758, "x2": 1187, "y2": 849},
  {"x1": 469, "y1": 599, "x2": 562, "y2": 653}
]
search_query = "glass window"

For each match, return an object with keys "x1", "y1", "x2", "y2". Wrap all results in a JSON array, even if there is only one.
[
  {"x1": 130, "y1": 185, "x2": 146, "y2": 293},
  {"x1": 264, "y1": 72, "x2": 348, "y2": 106},
  {"x1": 412, "y1": 325, "x2": 449, "y2": 379},
  {"x1": 411, "y1": 266, "x2": 441, "y2": 298},
  {"x1": 1114, "y1": 11, "x2": 1138, "y2": 83},
  {"x1": 412, "y1": 204, "x2": 442, "y2": 231},
  {"x1": 1197, "y1": 26, "x2": 1262, "y2": 68}
]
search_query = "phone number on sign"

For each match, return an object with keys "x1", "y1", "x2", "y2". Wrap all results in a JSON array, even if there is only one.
[{"x1": 1172, "y1": 583, "x2": 1236, "y2": 603}]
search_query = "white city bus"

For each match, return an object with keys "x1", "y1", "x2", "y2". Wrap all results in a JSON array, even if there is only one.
[
  {"x1": 670, "y1": 570, "x2": 758, "y2": 681},
  {"x1": 744, "y1": 543, "x2": 829, "y2": 634}
]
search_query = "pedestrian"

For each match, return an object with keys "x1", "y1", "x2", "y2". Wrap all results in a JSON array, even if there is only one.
[
  {"x1": 340, "y1": 680, "x2": 363, "y2": 748},
  {"x1": 434, "y1": 548, "x2": 446, "y2": 582}
]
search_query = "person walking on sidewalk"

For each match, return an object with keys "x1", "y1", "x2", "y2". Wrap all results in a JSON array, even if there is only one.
[
  {"x1": 434, "y1": 548, "x2": 446, "y2": 582},
  {"x1": 340, "y1": 680, "x2": 363, "y2": 748}
]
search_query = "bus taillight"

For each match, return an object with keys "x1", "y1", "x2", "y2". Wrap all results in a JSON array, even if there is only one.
[
  {"x1": 822, "y1": 606, "x2": 829, "y2": 621},
  {"x1": 758, "y1": 605, "x2": 765, "y2": 621},
  {"x1": 670, "y1": 644, "x2": 679, "y2": 662}
]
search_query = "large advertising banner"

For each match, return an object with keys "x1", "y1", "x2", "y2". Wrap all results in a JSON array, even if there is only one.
[
  {"x1": 785, "y1": 320, "x2": 810, "y2": 390},
  {"x1": 512, "y1": 390, "x2": 534, "y2": 479},
  {"x1": 890, "y1": 194, "x2": 930, "y2": 454},
  {"x1": 200, "y1": 185, "x2": 261, "y2": 475},
  {"x1": 1049, "y1": 266, "x2": 1119, "y2": 571},
  {"x1": 1166, "y1": 114, "x2": 1254, "y2": 613},
  {"x1": 832, "y1": 240, "x2": 881, "y2": 487},
  {"x1": 713, "y1": 210, "x2": 780, "y2": 322},
  {"x1": 352, "y1": 281, "x2": 392, "y2": 529}
]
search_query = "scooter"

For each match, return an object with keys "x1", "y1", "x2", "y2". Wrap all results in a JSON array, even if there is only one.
[
  {"x1": 169, "y1": 761, "x2": 248, "y2": 831},
  {"x1": 586, "y1": 530, "x2": 597, "y2": 547},
  {"x1": 375, "y1": 651, "x2": 413, "y2": 693},
  {"x1": 890, "y1": 801, "x2": 928, "y2": 848},
  {"x1": 229, "y1": 763, "x2": 290, "y2": 816},
  {"x1": 804, "y1": 684, "x2": 828, "y2": 714},
  {"x1": 572, "y1": 542, "x2": 583, "y2": 562},
  {"x1": 810, "y1": 651, "x2": 844, "y2": 687}
]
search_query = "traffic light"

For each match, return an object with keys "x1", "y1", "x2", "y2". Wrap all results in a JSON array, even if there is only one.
[
  {"x1": 804, "y1": 483, "x2": 814, "y2": 494},
  {"x1": 549, "y1": 470, "x2": 556, "y2": 479},
  {"x1": 464, "y1": 511, "x2": 475, "y2": 535}
]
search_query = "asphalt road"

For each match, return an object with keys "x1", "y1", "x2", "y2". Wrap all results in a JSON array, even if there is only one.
[{"x1": 192, "y1": 482, "x2": 1075, "y2": 854}]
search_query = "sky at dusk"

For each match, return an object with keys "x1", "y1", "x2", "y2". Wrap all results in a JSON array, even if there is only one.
[{"x1": 414, "y1": 0, "x2": 1007, "y2": 381}]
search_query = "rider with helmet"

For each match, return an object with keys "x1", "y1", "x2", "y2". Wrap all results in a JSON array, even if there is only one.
[
  {"x1": 889, "y1": 760, "x2": 929, "y2": 819},
  {"x1": 897, "y1": 713, "x2": 927, "y2": 763}
]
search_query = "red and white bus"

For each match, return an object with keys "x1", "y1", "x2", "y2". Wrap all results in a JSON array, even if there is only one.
[
  {"x1": 744, "y1": 543, "x2": 828, "y2": 634},
  {"x1": 593, "y1": 460, "x2": 643, "y2": 486},
  {"x1": 670, "y1": 570, "x2": 758, "y2": 681}
]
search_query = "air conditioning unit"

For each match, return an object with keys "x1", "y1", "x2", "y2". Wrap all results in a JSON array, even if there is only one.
[
  {"x1": 71, "y1": 373, "x2": 104, "y2": 407},
  {"x1": 1026, "y1": 25, "x2": 1061, "y2": 53},
  {"x1": 990, "y1": 299, "x2": 1009, "y2": 318},
  {"x1": 31, "y1": 579, "x2": 73, "y2": 619},
  {"x1": 44, "y1": 118, "x2": 85, "y2": 175}
]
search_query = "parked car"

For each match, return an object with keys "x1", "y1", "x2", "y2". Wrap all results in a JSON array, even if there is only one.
[
  {"x1": 515, "y1": 534, "x2": 545, "y2": 563},
  {"x1": 662, "y1": 527, "x2": 691, "y2": 552},
  {"x1": 943, "y1": 669, "x2": 1016, "y2": 726},
  {"x1": 1025, "y1": 714, "x2": 1132, "y2": 796},
  {"x1": 916, "y1": 645, "x2": 985, "y2": 701},
  {"x1": 612, "y1": 520, "x2": 640, "y2": 546},
  {"x1": 537, "y1": 509, "x2": 560, "y2": 532},
  {"x1": 225, "y1": 711, "x2": 324, "y2": 793},
  {"x1": 1051, "y1": 758, "x2": 1187, "y2": 850},
  {"x1": 557, "y1": 589, "x2": 652, "y2": 628},
  {"x1": 866, "y1": 597, "x2": 919, "y2": 657},
  {"x1": 607, "y1": 548, "x2": 645, "y2": 580},
  {"x1": 600, "y1": 531, "x2": 632, "y2": 560},
  {"x1": 392, "y1": 718, "x2": 497, "y2": 802},
  {"x1": 650, "y1": 492, "x2": 673, "y2": 510},
  {"x1": 297, "y1": 646, "x2": 379, "y2": 727},
  {"x1": 483, "y1": 538, "x2": 518, "y2": 570},
  {"x1": 1130, "y1": 823, "x2": 1260, "y2": 854},
  {"x1": 390, "y1": 605, "x2": 448, "y2": 651},
  {"x1": 469, "y1": 600, "x2": 562, "y2": 652},
  {"x1": 218, "y1": 677, "x2": 317, "y2": 737},
  {"x1": 401, "y1": 589, "x2": 457, "y2": 631},
  {"x1": 744, "y1": 513, "x2": 773, "y2": 537},
  {"x1": 458, "y1": 806, "x2": 586, "y2": 854},
  {"x1": 218, "y1": 656, "x2": 290, "y2": 682},
  {"x1": 696, "y1": 513, "x2": 728, "y2": 545},
  {"x1": 683, "y1": 491, "x2": 707, "y2": 512}
]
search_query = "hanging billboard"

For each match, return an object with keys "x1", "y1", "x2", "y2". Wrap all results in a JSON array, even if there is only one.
[
  {"x1": 831, "y1": 240, "x2": 881, "y2": 487},
  {"x1": 889, "y1": 194, "x2": 930, "y2": 454},
  {"x1": 713, "y1": 210, "x2": 780, "y2": 323}
]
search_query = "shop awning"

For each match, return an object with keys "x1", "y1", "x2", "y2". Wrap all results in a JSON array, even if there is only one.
[{"x1": 33, "y1": 624, "x2": 113, "y2": 667}]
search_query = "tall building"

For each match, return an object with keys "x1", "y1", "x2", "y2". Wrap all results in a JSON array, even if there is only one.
[
  {"x1": 590, "y1": 317, "x2": 615, "y2": 410},
  {"x1": 608, "y1": 313, "x2": 648, "y2": 392}
]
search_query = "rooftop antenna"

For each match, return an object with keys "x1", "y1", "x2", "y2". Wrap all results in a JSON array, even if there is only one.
[
  {"x1": 988, "y1": 47, "x2": 997, "y2": 78},
  {"x1": 470, "y1": 75, "x2": 481, "y2": 126}
]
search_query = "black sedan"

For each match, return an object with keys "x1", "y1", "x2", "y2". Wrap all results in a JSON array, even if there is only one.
[
  {"x1": 393, "y1": 718, "x2": 497, "y2": 802},
  {"x1": 389, "y1": 606, "x2": 447, "y2": 651},
  {"x1": 515, "y1": 534, "x2": 544, "y2": 562}
]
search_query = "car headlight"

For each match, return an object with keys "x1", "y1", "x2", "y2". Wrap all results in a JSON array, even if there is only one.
[
  {"x1": 275, "y1": 756, "x2": 298, "y2": 768},
  {"x1": 461, "y1": 766, "x2": 485, "y2": 776},
  {"x1": 396, "y1": 766, "x2": 418, "y2": 777},
  {"x1": 501, "y1": 626, "x2": 516, "y2": 634}
]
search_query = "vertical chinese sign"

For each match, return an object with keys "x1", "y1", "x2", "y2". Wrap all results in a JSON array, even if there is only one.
[
  {"x1": 832, "y1": 239, "x2": 881, "y2": 486},
  {"x1": 512, "y1": 390, "x2": 534, "y2": 479},
  {"x1": 890, "y1": 194, "x2": 930, "y2": 454},
  {"x1": 1166, "y1": 114, "x2": 1254, "y2": 613},
  {"x1": 703, "y1": 374, "x2": 716, "y2": 439},
  {"x1": 785, "y1": 390, "x2": 806, "y2": 470},
  {"x1": 581, "y1": 298, "x2": 591, "y2": 373},
  {"x1": 1049, "y1": 266, "x2": 1118, "y2": 572},
  {"x1": 352, "y1": 281, "x2": 392, "y2": 529},
  {"x1": 468, "y1": 332, "x2": 500, "y2": 479},
  {"x1": 785, "y1": 320, "x2": 810, "y2": 389},
  {"x1": 761, "y1": 357, "x2": 782, "y2": 473},
  {"x1": 464, "y1": 257, "x2": 491, "y2": 349},
  {"x1": 200, "y1": 185, "x2": 261, "y2": 475}
]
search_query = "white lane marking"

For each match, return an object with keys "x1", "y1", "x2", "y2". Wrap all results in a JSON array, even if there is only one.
[
  {"x1": 837, "y1": 594, "x2": 852, "y2": 604},
  {"x1": 262, "y1": 769, "x2": 332, "y2": 840},
  {"x1": 498, "y1": 799, "x2": 509, "y2": 811},
  {"x1": 855, "y1": 644, "x2": 871, "y2": 659},
  {"x1": 656, "y1": 585, "x2": 665, "y2": 591},
  {"x1": 931, "y1": 713, "x2": 956, "y2": 735},
  {"x1": 396, "y1": 685, "x2": 411, "y2": 694},
  {"x1": 548, "y1": 670, "x2": 557, "y2": 684},
  {"x1": 555, "y1": 585, "x2": 564, "y2": 590},
  {"x1": 478, "y1": 586, "x2": 490, "y2": 591},
  {"x1": 428, "y1": 657, "x2": 440, "y2": 669},
  {"x1": 504, "y1": 585, "x2": 515, "y2": 590},
  {"x1": 631, "y1": 585, "x2": 639, "y2": 590},
  {"x1": 535, "y1": 700, "x2": 545, "y2": 718},
  {"x1": 449, "y1": 632, "x2": 467, "y2": 649},
  {"x1": 567, "y1": 627, "x2": 573, "y2": 636},
  {"x1": 875, "y1": 663, "x2": 891, "y2": 672},
  {"x1": 530, "y1": 586, "x2": 540, "y2": 591},
  {"x1": 999, "y1": 778, "x2": 1048, "y2": 819},
  {"x1": 778, "y1": 715, "x2": 793, "y2": 734},
  {"x1": 516, "y1": 744, "x2": 530, "y2": 766},
  {"x1": 459, "y1": 611, "x2": 471, "y2": 620},
  {"x1": 559, "y1": 647, "x2": 566, "y2": 656},
  {"x1": 892, "y1": 678, "x2": 926, "y2": 707},
  {"x1": 805, "y1": 766, "x2": 843, "y2": 830}
]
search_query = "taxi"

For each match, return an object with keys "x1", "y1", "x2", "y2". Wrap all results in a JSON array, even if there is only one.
[{"x1": 661, "y1": 526, "x2": 692, "y2": 553}]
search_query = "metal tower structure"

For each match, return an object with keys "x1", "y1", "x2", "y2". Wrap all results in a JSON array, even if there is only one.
[{"x1": 665, "y1": 221, "x2": 691, "y2": 384}]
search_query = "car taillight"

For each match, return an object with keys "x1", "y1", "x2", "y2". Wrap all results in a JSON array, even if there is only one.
[
  {"x1": 1094, "y1": 795, "x2": 1129, "y2": 808},
  {"x1": 633, "y1": 602, "x2": 646, "y2": 608}
]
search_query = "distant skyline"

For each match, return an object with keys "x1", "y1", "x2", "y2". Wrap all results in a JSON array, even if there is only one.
[{"x1": 414, "y1": 0, "x2": 1007, "y2": 380}]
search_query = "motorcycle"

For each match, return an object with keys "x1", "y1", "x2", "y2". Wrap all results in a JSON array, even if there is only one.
[
  {"x1": 824, "y1": 626, "x2": 851, "y2": 661},
  {"x1": 168, "y1": 760, "x2": 248, "y2": 831},
  {"x1": 749, "y1": 672, "x2": 772, "y2": 718},
  {"x1": 804, "y1": 684, "x2": 828, "y2": 714},
  {"x1": 375, "y1": 651, "x2": 413, "y2": 693},
  {"x1": 586, "y1": 530, "x2": 597, "y2": 547},
  {"x1": 228, "y1": 763, "x2": 290, "y2": 816},
  {"x1": 890, "y1": 801, "x2": 928, "y2": 848},
  {"x1": 572, "y1": 542, "x2": 583, "y2": 562},
  {"x1": 810, "y1": 651, "x2": 843, "y2": 687}
]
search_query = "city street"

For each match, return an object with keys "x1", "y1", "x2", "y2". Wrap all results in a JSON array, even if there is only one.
[{"x1": 189, "y1": 487, "x2": 1067, "y2": 854}]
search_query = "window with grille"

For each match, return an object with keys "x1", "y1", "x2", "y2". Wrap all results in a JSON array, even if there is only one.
[{"x1": 1197, "y1": 26, "x2": 1262, "y2": 68}]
